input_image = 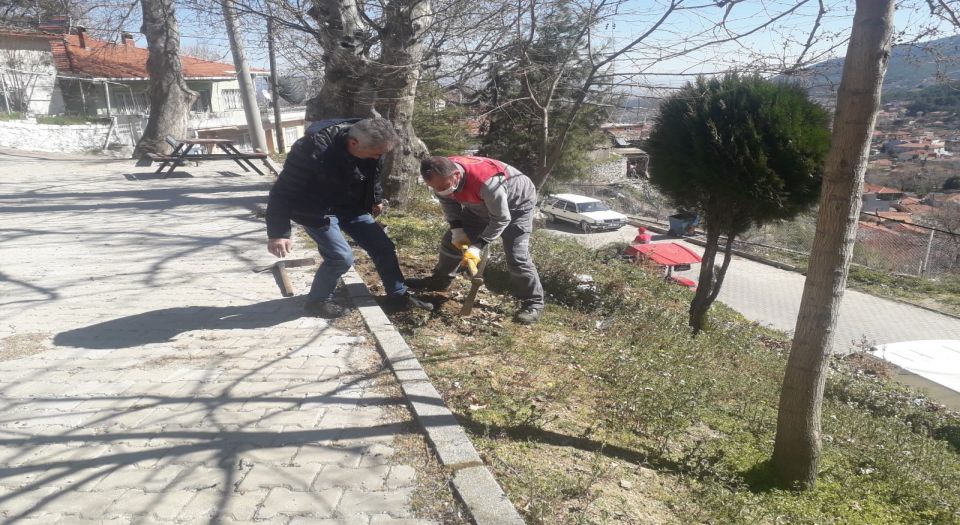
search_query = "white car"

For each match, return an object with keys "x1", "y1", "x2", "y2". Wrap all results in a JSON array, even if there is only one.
[{"x1": 540, "y1": 193, "x2": 627, "y2": 233}]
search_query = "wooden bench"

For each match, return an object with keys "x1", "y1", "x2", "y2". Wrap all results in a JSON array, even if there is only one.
[
  {"x1": 145, "y1": 152, "x2": 185, "y2": 163},
  {"x1": 145, "y1": 136, "x2": 269, "y2": 177}
]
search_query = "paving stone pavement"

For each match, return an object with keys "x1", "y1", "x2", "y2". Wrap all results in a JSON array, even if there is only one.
[
  {"x1": 546, "y1": 223, "x2": 960, "y2": 353},
  {"x1": 0, "y1": 152, "x2": 440, "y2": 524}
]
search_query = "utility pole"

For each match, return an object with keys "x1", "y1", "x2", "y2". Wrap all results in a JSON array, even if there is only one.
[
  {"x1": 222, "y1": 0, "x2": 268, "y2": 153},
  {"x1": 267, "y1": 8, "x2": 285, "y2": 153}
]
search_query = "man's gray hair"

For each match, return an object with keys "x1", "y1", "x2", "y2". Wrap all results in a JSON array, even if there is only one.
[{"x1": 348, "y1": 118, "x2": 400, "y2": 150}]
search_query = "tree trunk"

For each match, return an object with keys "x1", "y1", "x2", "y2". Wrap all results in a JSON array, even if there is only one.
[
  {"x1": 377, "y1": 0, "x2": 432, "y2": 207},
  {"x1": 134, "y1": 0, "x2": 196, "y2": 157},
  {"x1": 305, "y1": 0, "x2": 376, "y2": 120},
  {"x1": 530, "y1": 107, "x2": 549, "y2": 189},
  {"x1": 305, "y1": 0, "x2": 432, "y2": 207},
  {"x1": 689, "y1": 226, "x2": 721, "y2": 334},
  {"x1": 773, "y1": 0, "x2": 894, "y2": 490}
]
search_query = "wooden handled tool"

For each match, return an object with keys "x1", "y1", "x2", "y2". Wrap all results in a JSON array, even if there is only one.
[
  {"x1": 253, "y1": 257, "x2": 317, "y2": 297},
  {"x1": 460, "y1": 247, "x2": 490, "y2": 316}
]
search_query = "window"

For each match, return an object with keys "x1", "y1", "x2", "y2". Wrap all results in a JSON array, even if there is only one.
[
  {"x1": 283, "y1": 126, "x2": 299, "y2": 147},
  {"x1": 190, "y1": 90, "x2": 211, "y2": 113},
  {"x1": 221, "y1": 89, "x2": 243, "y2": 110},
  {"x1": 114, "y1": 91, "x2": 150, "y2": 115},
  {"x1": 577, "y1": 202, "x2": 609, "y2": 213}
]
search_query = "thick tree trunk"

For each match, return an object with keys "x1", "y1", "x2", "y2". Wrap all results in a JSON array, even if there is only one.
[
  {"x1": 773, "y1": 0, "x2": 894, "y2": 490},
  {"x1": 377, "y1": 0, "x2": 432, "y2": 207},
  {"x1": 134, "y1": 0, "x2": 196, "y2": 157},
  {"x1": 306, "y1": 0, "x2": 432, "y2": 207},
  {"x1": 305, "y1": 0, "x2": 376, "y2": 120}
]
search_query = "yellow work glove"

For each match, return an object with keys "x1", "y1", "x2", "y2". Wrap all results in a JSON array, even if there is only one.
[{"x1": 460, "y1": 245, "x2": 482, "y2": 276}]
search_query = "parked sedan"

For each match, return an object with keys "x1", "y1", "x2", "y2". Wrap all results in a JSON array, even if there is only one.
[{"x1": 540, "y1": 193, "x2": 627, "y2": 233}]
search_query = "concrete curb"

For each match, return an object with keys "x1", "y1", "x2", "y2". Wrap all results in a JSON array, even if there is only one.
[{"x1": 340, "y1": 268, "x2": 526, "y2": 525}]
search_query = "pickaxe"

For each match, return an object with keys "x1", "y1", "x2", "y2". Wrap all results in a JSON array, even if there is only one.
[
  {"x1": 253, "y1": 257, "x2": 318, "y2": 297},
  {"x1": 460, "y1": 246, "x2": 490, "y2": 316}
]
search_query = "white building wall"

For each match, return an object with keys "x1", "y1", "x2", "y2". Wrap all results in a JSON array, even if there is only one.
[
  {"x1": 0, "y1": 118, "x2": 117, "y2": 152},
  {"x1": 209, "y1": 79, "x2": 241, "y2": 113},
  {"x1": 0, "y1": 36, "x2": 59, "y2": 115}
]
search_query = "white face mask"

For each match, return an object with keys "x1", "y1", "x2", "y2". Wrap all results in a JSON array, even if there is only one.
[
  {"x1": 433, "y1": 172, "x2": 460, "y2": 197},
  {"x1": 434, "y1": 185, "x2": 456, "y2": 197}
]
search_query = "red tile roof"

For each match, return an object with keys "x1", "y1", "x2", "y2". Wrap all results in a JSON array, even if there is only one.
[
  {"x1": 888, "y1": 222, "x2": 928, "y2": 235},
  {"x1": 48, "y1": 33, "x2": 265, "y2": 79},
  {"x1": 863, "y1": 183, "x2": 902, "y2": 194},
  {"x1": 873, "y1": 211, "x2": 913, "y2": 222},
  {"x1": 897, "y1": 203, "x2": 936, "y2": 215},
  {"x1": 0, "y1": 28, "x2": 61, "y2": 40}
]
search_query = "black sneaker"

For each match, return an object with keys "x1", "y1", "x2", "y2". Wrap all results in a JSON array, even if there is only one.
[
  {"x1": 303, "y1": 299, "x2": 346, "y2": 318},
  {"x1": 384, "y1": 292, "x2": 435, "y2": 312},
  {"x1": 514, "y1": 307, "x2": 542, "y2": 325},
  {"x1": 405, "y1": 275, "x2": 454, "y2": 291}
]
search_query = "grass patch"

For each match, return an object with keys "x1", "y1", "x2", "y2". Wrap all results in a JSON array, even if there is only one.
[
  {"x1": 351, "y1": 191, "x2": 960, "y2": 524},
  {"x1": 0, "y1": 112, "x2": 25, "y2": 121},
  {"x1": 846, "y1": 266, "x2": 960, "y2": 317}
]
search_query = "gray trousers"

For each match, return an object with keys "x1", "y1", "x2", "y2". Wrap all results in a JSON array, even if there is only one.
[{"x1": 434, "y1": 208, "x2": 544, "y2": 310}]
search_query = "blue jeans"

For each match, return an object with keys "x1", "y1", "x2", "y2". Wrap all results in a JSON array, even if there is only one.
[{"x1": 303, "y1": 214, "x2": 407, "y2": 302}]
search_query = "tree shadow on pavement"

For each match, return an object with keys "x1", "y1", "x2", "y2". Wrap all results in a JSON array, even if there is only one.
[
  {"x1": 0, "y1": 327, "x2": 421, "y2": 522},
  {"x1": 124, "y1": 172, "x2": 195, "y2": 180},
  {"x1": 0, "y1": 379, "x2": 411, "y2": 522},
  {"x1": 0, "y1": 184, "x2": 268, "y2": 215},
  {"x1": 53, "y1": 298, "x2": 304, "y2": 349}
]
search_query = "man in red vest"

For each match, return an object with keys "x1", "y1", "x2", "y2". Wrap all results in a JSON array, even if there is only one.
[{"x1": 408, "y1": 155, "x2": 544, "y2": 324}]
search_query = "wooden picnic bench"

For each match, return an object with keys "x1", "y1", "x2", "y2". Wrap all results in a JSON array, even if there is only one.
[{"x1": 149, "y1": 136, "x2": 269, "y2": 178}]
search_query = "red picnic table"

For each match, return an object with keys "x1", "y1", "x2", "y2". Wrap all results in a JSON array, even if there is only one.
[{"x1": 623, "y1": 242, "x2": 702, "y2": 289}]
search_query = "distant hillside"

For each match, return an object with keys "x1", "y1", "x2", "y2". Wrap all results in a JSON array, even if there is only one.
[
  {"x1": 609, "y1": 95, "x2": 659, "y2": 123},
  {"x1": 791, "y1": 35, "x2": 960, "y2": 103},
  {"x1": 900, "y1": 81, "x2": 960, "y2": 115}
]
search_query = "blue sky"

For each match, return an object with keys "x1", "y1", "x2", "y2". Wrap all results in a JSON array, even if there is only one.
[
  {"x1": 104, "y1": 0, "x2": 954, "y2": 83},
  {"x1": 599, "y1": 0, "x2": 955, "y2": 86}
]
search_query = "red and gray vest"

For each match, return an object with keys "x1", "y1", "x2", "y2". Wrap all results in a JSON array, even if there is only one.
[{"x1": 448, "y1": 156, "x2": 511, "y2": 205}]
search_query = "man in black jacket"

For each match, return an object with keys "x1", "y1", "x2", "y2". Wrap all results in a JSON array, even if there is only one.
[{"x1": 265, "y1": 117, "x2": 432, "y2": 318}]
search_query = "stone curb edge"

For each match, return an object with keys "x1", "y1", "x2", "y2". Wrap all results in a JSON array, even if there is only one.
[{"x1": 340, "y1": 268, "x2": 526, "y2": 525}]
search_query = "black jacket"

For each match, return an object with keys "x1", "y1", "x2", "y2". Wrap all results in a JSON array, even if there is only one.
[{"x1": 266, "y1": 118, "x2": 384, "y2": 239}]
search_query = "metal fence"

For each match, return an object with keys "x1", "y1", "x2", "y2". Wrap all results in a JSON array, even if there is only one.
[
  {"x1": 113, "y1": 115, "x2": 147, "y2": 147},
  {"x1": 737, "y1": 211, "x2": 960, "y2": 277}
]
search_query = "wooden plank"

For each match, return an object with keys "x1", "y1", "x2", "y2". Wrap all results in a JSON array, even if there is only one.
[{"x1": 178, "y1": 138, "x2": 235, "y2": 145}]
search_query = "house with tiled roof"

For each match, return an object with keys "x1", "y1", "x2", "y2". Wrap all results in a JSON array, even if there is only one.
[
  {"x1": 47, "y1": 29, "x2": 272, "y2": 118},
  {"x1": 0, "y1": 27, "x2": 62, "y2": 114},
  {"x1": 862, "y1": 182, "x2": 906, "y2": 213},
  {"x1": 1, "y1": 26, "x2": 305, "y2": 153}
]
